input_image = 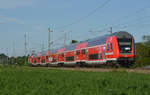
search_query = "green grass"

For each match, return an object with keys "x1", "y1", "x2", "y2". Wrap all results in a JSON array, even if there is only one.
[{"x1": 0, "y1": 67, "x2": 150, "y2": 95}]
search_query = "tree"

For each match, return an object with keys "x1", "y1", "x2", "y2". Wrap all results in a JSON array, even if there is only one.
[
  {"x1": 0, "y1": 54, "x2": 8, "y2": 65},
  {"x1": 134, "y1": 35, "x2": 150, "y2": 67},
  {"x1": 71, "y1": 40, "x2": 78, "y2": 44},
  {"x1": 143, "y1": 35, "x2": 150, "y2": 48},
  {"x1": 16, "y1": 56, "x2": 25, "y2": 66}
]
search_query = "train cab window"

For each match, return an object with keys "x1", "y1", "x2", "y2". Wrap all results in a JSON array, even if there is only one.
[
  {"x1": 82, "y1": 49, "x2": 85, "y2": 54},
  {"x1": 117, "y1": 38, "x2": 132, "y2": 53},
  {"x1": 107, "y1": 44, "x2": 109, "y2": 51},
  {"x1": 76, "y1": 50, "x2": 80, "y2": 55},
  {"x1": 111, "y1": 43, "x2": 113, "y2": 50}
]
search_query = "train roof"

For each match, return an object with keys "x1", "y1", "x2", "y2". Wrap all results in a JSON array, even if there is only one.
[
  {"x1": 32, "y1": 31, "x2": 133, "y2": 55},
  {"x1": 50, "y1": 49, "x2": 58, "y2": 53},
  {"x1": 87, "y1": 35, "x2": 109, "y2": 47},
  {"x1": 63, "y1": 34, "x2": 109, "y2": 50},
  {"x1": 110, "y1": 31, "x2": 133, "y2": 38},
  {"x1": 87, "y1": 31, "x2": 133, "y2": 47},
  {"x1": 62, "y1": 31, "x2": 133, "y2": 50}
]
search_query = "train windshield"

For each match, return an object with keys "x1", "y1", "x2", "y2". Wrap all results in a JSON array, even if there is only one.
[{"x1": 117, "y1": 38, "x2": 132, "y2": 54}]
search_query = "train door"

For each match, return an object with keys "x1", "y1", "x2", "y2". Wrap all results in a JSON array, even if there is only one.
[
  {"x1": 81, "y1": 49, "x2": 86, "y2": 61},
  {"x1": 103, "y1": 47, "x2": 106, "y2": 60},
  {"x1": 86, "y1": 49, "x2": 88, "y2": 62},
  {"x1": 49, "y1": 56, "x2": 53, "y2": 62},
  {"x1": 45, "y1": 56, "x2": 50, "y2": 64},
  {"x1": 76, "y1": 50, "x2": 80, "y2": 61},
  {"x1": 99, "y1": 47, "x2": 103, "y2": 63},
  {"x1": 58, "y1": 53, "x2": 64, "y2": 63},
  {"x1": 37, "y1": 57, "x2": 41, "y2": 64},
  {"x1": 41, "y1": 56, "x2": 46, "y2": 64},
  {"x1": 33, "y1": 58, "x2": 37, "y2": 64}
]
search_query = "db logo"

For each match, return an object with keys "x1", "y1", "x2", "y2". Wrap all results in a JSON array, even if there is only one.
[{"x1": 49, "y1": 57, "x2": 53, "y2": 61}]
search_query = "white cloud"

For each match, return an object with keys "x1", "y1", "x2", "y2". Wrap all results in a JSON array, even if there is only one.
[
  {"x1": 0, "y1": 0, "x2": 35, "y2": 9},
  {"x1": 0, "y1": 15, "x2": 25, "y2": 24},
  {"x1": 0, "y1": 15, "x2": 48, "y2": 25}
]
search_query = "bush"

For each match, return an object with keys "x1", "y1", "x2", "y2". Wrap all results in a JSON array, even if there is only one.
[{"x1": 134, "y1": 57, "x2": 150, "y2": 67}]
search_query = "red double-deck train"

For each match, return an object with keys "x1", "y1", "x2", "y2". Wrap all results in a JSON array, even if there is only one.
[{"x1": 28, "y1": 31, "x2": 135, "y2": 67}]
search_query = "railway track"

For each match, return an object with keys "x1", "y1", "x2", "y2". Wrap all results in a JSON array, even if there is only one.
[{"x1": 31, "y1": 66, "x2": 150, "y2": 74}]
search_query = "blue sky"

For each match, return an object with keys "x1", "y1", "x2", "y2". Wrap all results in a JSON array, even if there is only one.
[{"x1": 0, "y1": 0, "x2": 150, "y2": 56}]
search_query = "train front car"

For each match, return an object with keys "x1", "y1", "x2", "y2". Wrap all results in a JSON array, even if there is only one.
[{"x1": 106, "y1": 31, "x2": 135, "y2": 67}]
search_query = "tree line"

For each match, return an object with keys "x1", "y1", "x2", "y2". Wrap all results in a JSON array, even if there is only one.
[
  {"x1": 0, "y1": 54, "x2": 28, "y2": 66},
  {"x1": 134, "y1": 35, "x2": 150, "y2": 67}
]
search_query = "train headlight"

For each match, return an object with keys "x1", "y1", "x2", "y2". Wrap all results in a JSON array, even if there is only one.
[{"x1": 125, "y1": 47, "x2": 130, "y2": 50}]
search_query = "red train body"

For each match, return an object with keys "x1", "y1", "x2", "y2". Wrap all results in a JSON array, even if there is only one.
[{"x1": 28, "y1": 31, "x2": 135, "y2": 67}]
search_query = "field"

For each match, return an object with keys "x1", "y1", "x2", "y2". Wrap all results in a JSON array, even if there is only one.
[{"x1": 0, "y1": 67, "x2": 150, "y2": 95}]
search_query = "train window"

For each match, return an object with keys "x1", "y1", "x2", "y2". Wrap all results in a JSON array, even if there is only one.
[
  {"x1": 111, "y1": 43, "x2": 113, "y2": 50},
  {"x1": 41, "y1": 60, "x2": 45, "y2": 63},
  {"x1": 34, "y1": 60, "x2": 36, "y2": 63},
  {"x1": 66, "y1": 56, "x2": 74, "y2": 61},
  {"x1": 62, "y1": 53, "x2": 64, "y2": 57},
  {"x1": 88, "y1": 54, "x2": 98, "y2": 60},
  {"x1": 107, "y1": 44, "x2": 109, "y2": 51},
  {"x1": 82, "y1": 49, "x2": 85, "y2": 54},
  {"x1": 76, "y1": 50, "x2": 80, "y2": 55}
]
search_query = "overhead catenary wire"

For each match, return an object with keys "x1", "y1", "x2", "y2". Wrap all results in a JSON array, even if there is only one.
[
  {"x1": 53, "y1": 2, "x2": 150, "y2": 50},
  {"x1": 30, "y1": 35, "x2": 65, "y2": 50},
  {"x1": 56, "y1": 0, "x2": 111, "y2": 30},
  {"x1": 82, "y1": 14, "x2": 150, "y2": 42},
  {"x1": 44, "y1": 0, "x2": 111, "y2": 49},
  {"x1": 112, "y1": 15, "x2": 150, "y2": 28},
  {"x1": 76, "y1": 22, "x2": 150, "y2": 45},
  {"x1": 90, "y1": 5, "x2": 150, "y2": 32},
  {"x1": 35, "y1": 1, "x2": 149, "y2": 53},
  {"x1": 91, "y1": 14, "x2": 150, "y2": 35},
  {"x1": 111, "y1": 5, "x2": 150, "y2": 27},
  {"x1": 74, "y1": 5, "x2": 150, "y2": 42},
  {"x1": 119, "y1": 16, "x2": 150, "y2": 27},
  {"x1": 121, "y1": 22, "x2": 150, "y2": 31}
]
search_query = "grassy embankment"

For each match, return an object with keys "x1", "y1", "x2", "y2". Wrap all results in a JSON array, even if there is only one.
[{"x1": 0, "y1": 67, "x2": 150, "y2": 95}]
